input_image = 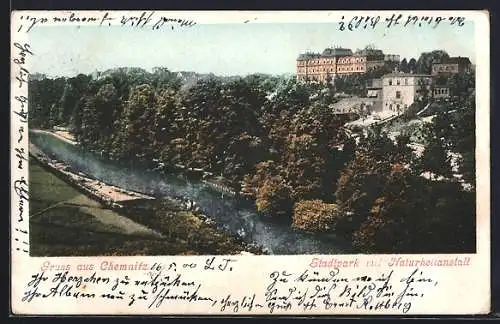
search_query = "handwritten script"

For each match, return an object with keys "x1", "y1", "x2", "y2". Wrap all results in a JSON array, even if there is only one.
[
  {"x1": 339, "y1": 14, "x2": 466, "y2": 31},
  {"x1": 12, "y1": 41, "x2": 32, "y2": 254},
  {"x1": 20, "y1": 258, "x2": 440, "y2": 314},
  {"x1": 16, "y1": 11, "x2": 197, "y2": 33}
]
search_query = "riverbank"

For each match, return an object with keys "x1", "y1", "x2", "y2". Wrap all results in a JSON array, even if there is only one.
[
  {"x1": 31, "y1": 128, "x2": 77, "y2": 145},
  {"x1": 29, "y1": 142, "x2": 263, "y2": 256},
  {"x1": 29, "y1": 143, "x2": 153, "y2": 208},
  {"x1": 29, "y1": 130, "x2": 352, "y2": 254}
]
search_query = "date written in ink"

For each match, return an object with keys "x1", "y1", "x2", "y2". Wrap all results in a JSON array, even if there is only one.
[{"x1": 339, "y1": 14, "x2": 466, "y2": 31}]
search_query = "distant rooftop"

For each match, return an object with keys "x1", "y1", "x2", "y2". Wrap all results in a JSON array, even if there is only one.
[
  {"x1": 355, "y1": 48, "x2": 384, "y2": 56},
  {"x1": 382, "y1": 73, "x2": 432, "y2": 78},
  {"x1": 434, "y1": 56, "x2": 472, "y2": 65},
  {"x1": 321, "y1": 47, "x2": 353, "y2": 57},
  {"x1": 297, "y1": 52, "x2": 321, "y2": 61},
  {"x1": 297, "y1": 46, "x2": 353, "y2": 60}
]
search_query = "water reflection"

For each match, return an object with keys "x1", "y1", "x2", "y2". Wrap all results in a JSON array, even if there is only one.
[{"x1": 29, "y1": 131, "x2": 352, "y2": 254}]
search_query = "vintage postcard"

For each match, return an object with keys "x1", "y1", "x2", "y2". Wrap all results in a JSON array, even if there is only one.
[{"x1": 10, "y1": 10, "x2": 490, "y2": 315}]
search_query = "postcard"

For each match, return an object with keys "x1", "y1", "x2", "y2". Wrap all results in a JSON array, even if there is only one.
[{"x1": 10, "y1": 10, "x2": 490, "y2": 315}]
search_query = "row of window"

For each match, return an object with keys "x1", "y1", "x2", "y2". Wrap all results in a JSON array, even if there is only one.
[
  {"x1": 338, "y1": 57, "x2": 366, "y2": 64},
  {"x1": 297, "y1": 65, "x2": 365, "y2": 73},
  {"x1": 297, "y1": 66, "x2": 365, "y2": 73},
  {"x1": 297, "y1": 57, "x2": 368, "y2": 65},
  {"x1": 434, "y1": 88, "x2": 449, "y2": 94},
  {"x1": 388, "y1": 79, "x2": 408, "y2": 86},
  {"x1": 298, "y1": 59, "x2": 335, "y2": 65},
  {"x1": 433, "y1": 65, "x2": 459, "y2": 72},
  {"x1": 338, "y1": 66, "x2": 365, "y2": 72},
  {"x1": 297, "y1": 67, "x2": 336, "y2": 73}
]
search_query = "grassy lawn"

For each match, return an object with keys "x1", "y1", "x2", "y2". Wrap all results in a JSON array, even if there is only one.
[
  {"x1": 29, "y1": 157, "x2": 260, "y2": 256},
  {"x1": 29, "y1": 161, "x2": 83, "y2": 214}
]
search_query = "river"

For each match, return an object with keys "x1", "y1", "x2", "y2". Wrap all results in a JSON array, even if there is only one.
[{"x1": 29, "y1": 131, "x2": 352, "y2": 255}]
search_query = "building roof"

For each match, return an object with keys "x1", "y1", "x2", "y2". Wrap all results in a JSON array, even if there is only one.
[
  {"x1": 382, "y1": 73, "x2": 432, "y2": 78},
  {"x1": 297, "y1": 47, "x2": 353, "y2": 60},
  {"x1": 434, "y1": 56, "x2": 472, "y2": 65},
  {"x1": 321, "y1": 47, "x2": 353, "y2": 57},
  {"x1": 297, "y1": 53, "x2": 321, "y2": 61},
  {"x1": 356, "y1": 48, "x2": 384, "y2": 56}
]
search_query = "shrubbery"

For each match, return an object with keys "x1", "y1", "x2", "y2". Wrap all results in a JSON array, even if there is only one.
[{"x1": 292, "y1": 200, "x2": 341, "y2": 232}]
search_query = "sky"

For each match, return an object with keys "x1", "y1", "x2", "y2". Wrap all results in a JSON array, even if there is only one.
[{"x1": 28, "y1": 20, "x2": 476, "y2": 78}]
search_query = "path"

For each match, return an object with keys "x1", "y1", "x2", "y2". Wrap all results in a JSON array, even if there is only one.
[{"x1": 30, "y1": 157, "x2": 164, "y2": 240}]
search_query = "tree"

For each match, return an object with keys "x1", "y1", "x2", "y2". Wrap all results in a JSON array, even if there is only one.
[
  {"x1": 360, "y1": 126, "x2": 397, "y2": 163},
  {"x1": 447, "y1": 72, "x2": 475, "y2": 102},
  {"x1": 255, "y1": 175, "x2": 293, "y2": 221},
  {"x1": 334, "y1": 150, "x2": 392, "y2": 237},
  {"x1": 416, "y1": 78, "x2": 432, "y2": 106},
  {"x1": 450, "y1": 91, "x2": 475, "y2": 188},
  {"x1": 351, "y1": 166, "x2": 418, "y2": 252},
  {"x1": 394, "y1": 133, "x2": 416, "y2": 166},
  {"x1": 419, "y1": 128, "x2": 453, "y2": 180},
  {"x1": 432, "y1": 109, "x2": 454, "y2": 149},
  {"x1": 95, "y1": 83, "x2": 121, "y2": 151},
  {"x1": 351, "y1": 167, "x2": 475, "y2": 253},
  {"x1": 28, "y1": 77, "x2": 67, "y2": 128},
  {"x1": 292, "y1": 200, "x2": 341, "y2": 232},
  {"x1": 113, "y1": 84, "x2": 157, "y2": 162},
  {"x1": 408, "y1": 58, "x2": 417, "y2": 74},
  {"x1": 282, "y1": 134, "x2": 326, "y2": 200},
  {"x1": 76, "y1": 94, "x2": 100, "y2": 149},
  {"x1": 223, "y1": 133, "x2": 266, "y2": 186},
  {"x1": 241, "y1": 160, "x2": 284, "y2": 198},
  {"x1": 458, "y1": 151, "x2": 475, "y2": 188},
  {"x1": 152, "y1": 88, "x2": 182, "y2": 169},
  {"x1": 179, "y1": 77, "x2": 268, "y2": 175},
  {"x1": 399, "y1": 58, "x2": 409, "y2": 73},
  {"x1": 416, "y1": 50, "x2": 449, "y2": 74},
  {"x1": 152, "y1": 67, "x2": 182, "y2": 91}
]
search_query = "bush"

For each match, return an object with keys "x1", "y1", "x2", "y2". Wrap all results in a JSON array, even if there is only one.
[
  {"x1": 292, "y1": 200, "x2": 341, "y2": 232},
  {"x1": 255, "y1": 176, "x2": 293, "y2": 220}
]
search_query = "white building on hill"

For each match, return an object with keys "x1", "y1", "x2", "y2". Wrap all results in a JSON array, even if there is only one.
[{"x1": 382, "y1": 73, "x2": 432, "y2": 113}]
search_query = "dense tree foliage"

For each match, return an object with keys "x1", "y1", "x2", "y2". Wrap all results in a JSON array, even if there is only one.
[
  {"x1": 28, "y1": 62, "x2": 476, "y2": 253},
  {"x1": 416, "y1": 50, "x2": 450, "y2": 74},
  {"x1": 334, "y1": 65, "x2": 395, "y2": 96}
]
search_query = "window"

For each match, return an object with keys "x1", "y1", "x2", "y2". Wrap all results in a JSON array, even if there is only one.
[
  {"x1": 397, "y1": 79, "x2": 401, "y2": 85},
  {"x1": 389, "y1": 79, "x2": 393, "y2": 85},
  {"x1": 404, "y1": 78, "x2": 408, "y2": 85},
  {"x1": 396, "y1": 91, "x2": 401, "y2": 99}
]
